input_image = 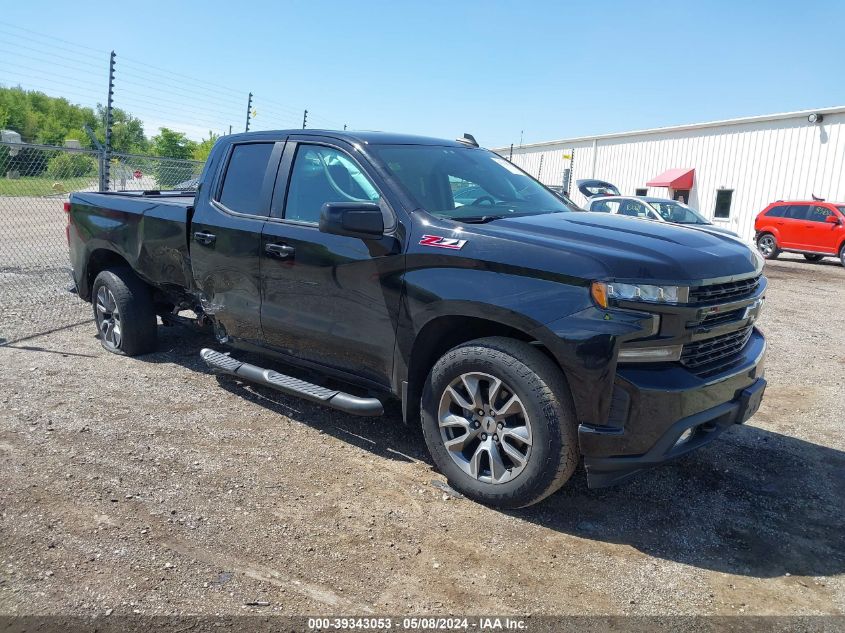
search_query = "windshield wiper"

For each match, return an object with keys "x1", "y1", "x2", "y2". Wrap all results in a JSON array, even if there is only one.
[
  {"x1": 455, "y1": 210, "x2": 568, "y2": 224},
  {"x1": 455, "y1": 215, "x2": 504, "y2": 223}
]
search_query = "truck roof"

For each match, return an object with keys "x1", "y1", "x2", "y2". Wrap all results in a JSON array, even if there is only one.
[{"x1": 225, "y1": 129, "x2": 469, "y2": 147}]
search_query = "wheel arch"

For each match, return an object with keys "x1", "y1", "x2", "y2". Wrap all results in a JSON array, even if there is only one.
[
  {"x1": 82, "y1": 249, "x2": 132, "y2": 301},
  {"x1": 402, "y1": 312, "x2": 566, "y2": 425},
  {"x1": 756, "y1": 227, "x2": 780, "y2": 243}
]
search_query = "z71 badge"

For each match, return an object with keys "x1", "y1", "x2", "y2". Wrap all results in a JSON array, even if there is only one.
[{"x1": 419, "y1": 234, "x2": 467, "y2": 250}]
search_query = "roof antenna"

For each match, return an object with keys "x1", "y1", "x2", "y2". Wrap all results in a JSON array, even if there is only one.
[
  {"x1": 811, "y1": 193, "x2": 825, "y2": 201},
  {"x1": 456, "y1": 133, "x2": 479, "y2": 148}
]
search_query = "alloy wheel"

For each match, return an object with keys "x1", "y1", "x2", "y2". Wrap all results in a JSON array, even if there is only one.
[
  {"x1": 438, "y1": 372, "x2": 533, "y2": 484},
  {"x1": 757, "y1": 235, "x2": 776, "y2": 257},
  {"x1": 95, "y1": 286, "x2": 122, "y2": 350}
]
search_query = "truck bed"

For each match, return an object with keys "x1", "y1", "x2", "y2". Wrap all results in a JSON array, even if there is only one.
[{"x1": 68, "y1": 191, "x2": 197, "y2": 299}]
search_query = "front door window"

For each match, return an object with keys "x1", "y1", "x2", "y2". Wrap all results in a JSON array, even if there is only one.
[{"x1": 285, "y1": 145, "x2": 380, "y2": 224}]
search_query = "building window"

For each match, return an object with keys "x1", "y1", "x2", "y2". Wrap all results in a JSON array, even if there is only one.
[
  {"x1": 714, "y1": 189, "x2": 733, "y2": 219},
  {"x1": 635, "y1": 188, "x2": 647, "y2": 196}
]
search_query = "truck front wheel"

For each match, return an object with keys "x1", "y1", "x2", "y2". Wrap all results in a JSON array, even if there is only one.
[
  {"x1": 91, "y1": 267, "x2": 157, "y2": 356},
  {"x1": 421, "y1": 337, "x2": 578, "y2": 508}
]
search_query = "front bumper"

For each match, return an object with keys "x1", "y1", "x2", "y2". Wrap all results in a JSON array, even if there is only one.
[{"x1": 580, "y1": 328, "x2": 766, "y2": 487}]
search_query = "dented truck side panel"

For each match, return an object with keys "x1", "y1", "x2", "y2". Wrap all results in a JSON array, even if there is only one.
[{"x1": 68, "y1": 193, "x2": 194, "y2": 302}]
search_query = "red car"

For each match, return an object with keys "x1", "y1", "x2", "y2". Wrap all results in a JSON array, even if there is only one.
[{"x1": 754, "y1": 201, "x2": 845, "y2": 266}]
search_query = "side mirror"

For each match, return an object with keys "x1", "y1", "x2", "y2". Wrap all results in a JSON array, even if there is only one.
[
  {"x1": 825, "y1": 214, "x2": 841, "y2": 225},
  {"x1": 319, "y1": 202, "x2": 384, "y2": 240}
]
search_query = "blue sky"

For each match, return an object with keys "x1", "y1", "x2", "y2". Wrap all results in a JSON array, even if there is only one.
[{"x1": 2, "y1": 0, "x2": 845, "y2": 147}]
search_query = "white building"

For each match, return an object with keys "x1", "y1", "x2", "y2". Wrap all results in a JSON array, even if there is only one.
[{"x1": 494, "y1": 106, "x2": 845, "y2": 241}]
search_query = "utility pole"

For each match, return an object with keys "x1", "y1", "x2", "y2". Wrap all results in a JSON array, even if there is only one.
[
  {"x1": 519, "y1": 130, "x2": 524, "y2": 147},
  {"x1": 302, "y1": 109, "x2": 308, "y2": 129},
  {"x1": 509, "y1": 143, "x2": 513, "y2": 161},
  {"x1": 244, "y1": 92, "x2": 253, "y2": 132},
  {"x1": 101, "y1": 50, "x2": 116, "y2": 192},
  {"x1": 343, "y1": 124, "x2": 347, "y2": 131}
]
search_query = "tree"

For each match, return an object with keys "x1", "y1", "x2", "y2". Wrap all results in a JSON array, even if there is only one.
[
  {"x1": 151, "y1": 127, "x2": 196, "y2": 159},
  {"x1": 0, "y1": 86, "x2": 97, "y2": 145},
  {"x1": 192, "y1": 131, "x2": 220, "y2": 161},
  {"x1": 150, "y1": 127, "x2": 198, "y2": 187},
  {"x1": 95, "y1": 105, "x2": 147, "y2": 154}
]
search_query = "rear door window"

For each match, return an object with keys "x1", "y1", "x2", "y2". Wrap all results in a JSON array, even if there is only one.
[
  {"x1": 785, "y1": 205, "x2": 811, "y2": 220},
  {"x1": 765, "y1": 205, "x2": 787, "y2": 218},
  {"x1": 590, "y1": 200, "x2": 620, "y2": 213},
  {"x1": 218, "y1": 142, "x2": 276, "y2": 215}
]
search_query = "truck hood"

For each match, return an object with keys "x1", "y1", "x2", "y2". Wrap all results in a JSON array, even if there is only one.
[{"x1": 466, "y1": 212, "x2": 763, "y2": 284}]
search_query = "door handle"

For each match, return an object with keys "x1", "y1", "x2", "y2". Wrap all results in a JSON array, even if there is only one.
[
  {"x1": 193, "y1": 231, "x2": 217, "y2": 246},
  {"x1": 265, "y1": 242, "x2": 295, "y2": 259}
]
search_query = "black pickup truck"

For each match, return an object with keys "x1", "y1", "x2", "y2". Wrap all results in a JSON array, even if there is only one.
[{"x1": 67, "y1": 130, "x2": 767, "y2": 508}]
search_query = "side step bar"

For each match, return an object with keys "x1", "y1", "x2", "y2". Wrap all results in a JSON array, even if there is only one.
[{"x1": 200, "y1": 348, "x2": 384, "y2": 417}]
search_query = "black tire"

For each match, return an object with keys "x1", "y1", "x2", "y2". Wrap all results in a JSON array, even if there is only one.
[
  {"x1": 840, "y1": 244, "x2": 845, "y2": 268},
  {"x1": 420, "y1": 337, "x2": 578, "y2": 509},
  {"x1": 91, "y1": 267, "x2": 157, "y2": 356},
  {"x1": 803, "y1": 254, "x2": 823, "y2": 262},
  {"x1": 756, "y1": 233, "x2": 780, "y2": 260}
]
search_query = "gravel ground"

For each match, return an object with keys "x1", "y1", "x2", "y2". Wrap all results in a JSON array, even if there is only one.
[{"x1": 0, "y1": 253, "x2": 843, "y2": 618}]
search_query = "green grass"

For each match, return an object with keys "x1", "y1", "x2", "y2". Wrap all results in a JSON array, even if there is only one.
[{"x1": 0, "y1": 176, "x2": 96, "y2": 197}]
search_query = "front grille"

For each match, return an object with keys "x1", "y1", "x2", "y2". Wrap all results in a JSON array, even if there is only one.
[
  {"x1": 681, "y1": 325, "x2": 754, "y2": 377},
  {"x1": 695, "y1": 307, "x2": 746, "y2": 328},
  {"x1": 688, "y1": 275, "x2": 761, "y2": 305}
]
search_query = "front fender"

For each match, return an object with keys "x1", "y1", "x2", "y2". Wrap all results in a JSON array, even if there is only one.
[
  {"x1": 395, "y1": 264, "x2": 655, "y2": 426},
  {"x1": 757, "y1": 225, "x2": 780, "y2": 243}
]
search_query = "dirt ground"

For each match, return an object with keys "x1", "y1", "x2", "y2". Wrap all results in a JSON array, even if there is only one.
[{"x1": 0, "y1": 253, "x2": 843, "y2": 618}]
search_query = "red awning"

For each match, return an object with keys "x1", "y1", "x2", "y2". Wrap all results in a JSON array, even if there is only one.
[{"x1": 646, "y1": 168, "x2": 694, "y2": 189}]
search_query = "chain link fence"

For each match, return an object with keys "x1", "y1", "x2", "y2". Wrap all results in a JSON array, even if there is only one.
[{"x1": 0, "y1": 140, "x2": 203, "y2": 345}]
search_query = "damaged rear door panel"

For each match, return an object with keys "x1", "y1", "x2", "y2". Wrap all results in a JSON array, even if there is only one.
[{"x1": 189, "y1": 139, "x2": 285, "y2": 343}]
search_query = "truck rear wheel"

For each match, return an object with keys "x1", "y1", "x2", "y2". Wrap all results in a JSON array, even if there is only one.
[
  {"x1": 91, "y1": 267, "x2": 157, "y2": 356},
  {"x1": 420, "y1": 337, "x2": 577, "y2": 508}
]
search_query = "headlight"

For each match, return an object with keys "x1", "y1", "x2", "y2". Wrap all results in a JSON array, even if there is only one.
[{"x1": 591, "y1": 281, "x2": 689, "y2": 307}]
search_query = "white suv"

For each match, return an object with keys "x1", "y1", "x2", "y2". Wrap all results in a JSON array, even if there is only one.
[{"x1": 586, "y1": 195, "x2": 738, "y2": 237}]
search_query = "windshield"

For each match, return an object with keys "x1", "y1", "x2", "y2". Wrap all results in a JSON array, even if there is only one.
[
  {"x1": 647, "y1": 200, "x2": 710, "y2": 224},
  {"x1": 370, "y1": 145, "x2": 577, "y2": 221}
]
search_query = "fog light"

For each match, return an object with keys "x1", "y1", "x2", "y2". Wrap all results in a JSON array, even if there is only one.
[
  {"x1": 617, "y1": 345, "x2": 683, "y2": 362},
  {"x1": 674, "y1": 427, "x2": 695, "y2": 447}
]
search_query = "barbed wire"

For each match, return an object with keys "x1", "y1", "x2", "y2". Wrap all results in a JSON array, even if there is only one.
[{"x1": 0, "y1": 21, "x2": 350, "y2": 139}]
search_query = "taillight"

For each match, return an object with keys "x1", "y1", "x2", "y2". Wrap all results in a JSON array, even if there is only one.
[{"x1": 63, "y1": 201, "x2": 71, "y2": 244}]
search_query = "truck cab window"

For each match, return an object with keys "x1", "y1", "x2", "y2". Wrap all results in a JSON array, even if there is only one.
[
  {"x1": 449, "y1": 175, "x2": 495, "y2": 208},
  {"x1": 285, "y1": 145, "x2": 380, "y2": 224},
  {"x1": 217, "y1": 142, "x2": 275, "y2": 215}
]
